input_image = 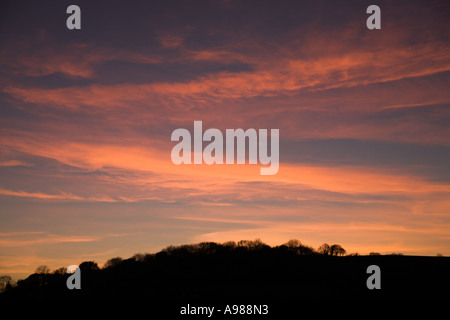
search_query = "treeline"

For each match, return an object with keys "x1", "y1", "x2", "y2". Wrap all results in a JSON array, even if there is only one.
[
  {"x1": 8, "y1": 239, "x2": 347, "y2": 281},
  {"x1": 1, "y1": 239, "x2": 449, "y2": 300}
]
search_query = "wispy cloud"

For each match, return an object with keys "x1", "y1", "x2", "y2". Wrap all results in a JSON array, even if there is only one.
[
  {"x1": 0, "y1": 231, "x2": 132, "y2": 247},
  {"x1": 0, "y1": 188, "x2": 83, "y2": 201},
  {"x1": 0, "y1": 160, "x2": 33, "y2": 167},
  {"x1": 5, "y1": 43, "x2": 450, "y2": 107}
]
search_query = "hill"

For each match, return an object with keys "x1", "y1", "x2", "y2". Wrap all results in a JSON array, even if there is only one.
[{"x1": 1, "y1": 239, "x2": 449, "y2": 303}]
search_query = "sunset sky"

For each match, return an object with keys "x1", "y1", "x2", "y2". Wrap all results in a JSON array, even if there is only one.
[{"x1": 1, "y1": 0, "x2": 450, "y2": 279}]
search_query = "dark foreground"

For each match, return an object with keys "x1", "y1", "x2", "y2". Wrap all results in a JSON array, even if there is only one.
[{"x1": 1, "y1": 242, "x2": 449, "y2": 303}]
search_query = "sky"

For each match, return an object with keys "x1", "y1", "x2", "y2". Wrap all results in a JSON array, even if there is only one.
[{"x1": 1, "y1": 0, "x2": 450, "y2": 278}]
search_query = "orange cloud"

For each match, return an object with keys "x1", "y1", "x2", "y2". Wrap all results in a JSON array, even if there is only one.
[
  {"x1": 5, "y1": 40, "x2": 449, "y2": 107},
  {"x1": 0, "y1": 160, "x2": 33, "y2": 167},
  {"x1": 0, "y1": 189, "x2": 83, "y2": 201}
]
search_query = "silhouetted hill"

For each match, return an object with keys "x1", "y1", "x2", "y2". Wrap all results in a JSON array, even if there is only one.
[{"x1": 1, "y1": 240, "x2": 449, "y2": 302}]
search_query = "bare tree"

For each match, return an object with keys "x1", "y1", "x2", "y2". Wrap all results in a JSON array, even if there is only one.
[
  {"x1": 35, "y1": 265, "x2": 50, "y2": 274},
  {"x1": 283, "y1": 239, "x2": 315, "y2": 255},
  {"x1": 330, "y1": 244, "x2": 346, "y2": 256},
  {"x1": 284, "y1": 239, "x2": 302, "y2": 248},
  {"x1": 318, "y1": 243, "x2": 331, "y2": 255},
  {"x1": 237, "y1": 240, "x2": 252, "y2": 247},
  {"x1": 237, "y1": 239, "x2": 267, "y2": 249},
  {"x1": 222, "y1": 241, "x2": 236, "y2": 248},
  {"x1": 79, "y1": 261, "x2": 99, "y2": 271},
  {"x1": 52, "y1": 267, "x2": 67, "y2": 274},
  {"x1": 103, "y1": 257, "x2": 123, "y2": 268}
]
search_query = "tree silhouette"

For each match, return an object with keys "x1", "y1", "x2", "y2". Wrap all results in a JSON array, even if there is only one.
[
  {"x1": 0, "y1": 275, "x2": 12, "y2": 292},
  {"x1": 2, "y1": 239, "x2": 447, "y2": 301},
  {"x1": 283, "y1": 239, "x2": 315, "y2": 255},
  {"x1": 330, "y1": 244, "x2": 346, "y2": 256},
  {"x1": 131, "y1": 253, "x2": 146, "y2": 262},
  {"x1": 222, "y1": 241, "x2": 237, "y2": 248},
  {"x1": 318, "y1": 243, "x2": 331, "y2": 255},
  {"x1": 284, "y1": 239, "x2": 301, "y2": 248},
  {"x1": 237, "y1": 239, "x2": 268, "y2": 249},
  {"x1": 103, "y1": 257, "x2": 123, "y2": 269},
  {"x1": 79, "y1": 261, "x2": 99, "y2": 271},
  {"x1": 318, "y1": 243, "x2": 346, "y2": 256},
  {"x1": 35, "y1": 265, "x2": 50, "y2": 274},
  {"x1": 52, "y1": 267, "x2": 67, "y2": 274}
]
